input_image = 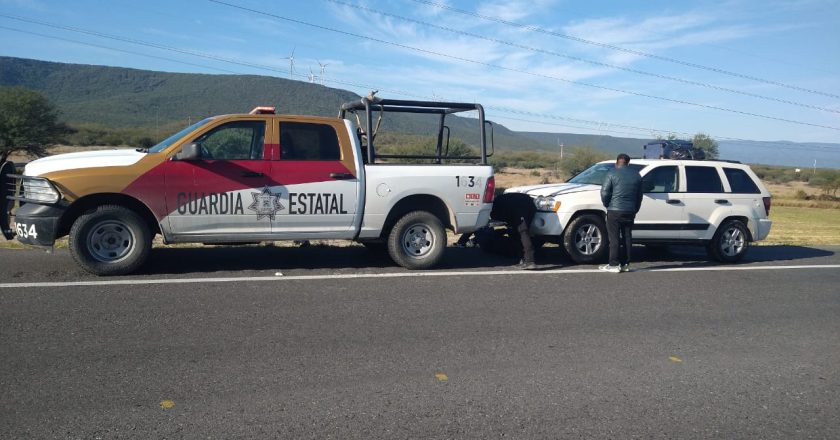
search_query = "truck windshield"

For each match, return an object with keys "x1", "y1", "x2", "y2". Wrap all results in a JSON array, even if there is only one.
[
  {"x1": 147, "y1": 118, "x2": 214, "y2": 153},
  {"x1": 568, "y1": 163, "x2": 645, "y2": 185}
]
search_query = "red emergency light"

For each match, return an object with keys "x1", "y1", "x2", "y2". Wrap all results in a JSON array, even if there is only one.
[{"x1": 249, "y1": 106, "x2": 276, "y2": 115}]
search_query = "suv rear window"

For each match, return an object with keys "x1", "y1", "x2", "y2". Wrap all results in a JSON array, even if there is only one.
[
  {"x1": 723, "y1": 168, "x2": 761, "y2": 194},
  {"x1": 685, "y1": 166, "x2": 724, "y2": 193}
]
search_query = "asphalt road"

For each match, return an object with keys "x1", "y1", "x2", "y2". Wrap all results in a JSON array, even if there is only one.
[{"x1": 1, "y1": 244, "x2": 839, "y2": 439}]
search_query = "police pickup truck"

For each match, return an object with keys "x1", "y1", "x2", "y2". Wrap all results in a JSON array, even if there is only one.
[{"x1": 1, "y1": 98, "x2": 495, "y2": 275}]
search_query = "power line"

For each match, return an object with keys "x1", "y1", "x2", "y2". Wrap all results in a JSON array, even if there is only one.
[
  {"x1": 1, "y1": 14, "x2": 836, "y2": 155},
  {"x1": 324, "y1": 0, "x2": 840, "y2": 115},
  {"x1": 203, "y1": 1, "x2": 840, "y2": 132},
  {"x1": 0, "y1": 25, "x2": 238, "y2": 74},
  {"x1": 408, "y1": 0, "x2": 840, "y2": 100}
]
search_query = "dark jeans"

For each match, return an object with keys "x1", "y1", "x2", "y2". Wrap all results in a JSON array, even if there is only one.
[
  {"x1": 517, "y1": 217, "x2": 535, "y2": 264},
  {"x1": 607, "y1": 210, "x2": 635, "y2": 266}
]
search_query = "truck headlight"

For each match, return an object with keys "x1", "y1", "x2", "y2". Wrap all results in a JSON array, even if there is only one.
[
  {"x1": 535, "y1": 196, "x2": 560, "y2": 212},
  {"x1": 20, "y1": 177, "x2": 61, "y2": 204}
]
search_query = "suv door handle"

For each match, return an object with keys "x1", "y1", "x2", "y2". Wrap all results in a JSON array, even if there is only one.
[
  {"x1": 240, "y1": 171, "x2": 264, "y2": 177},
  {"x1": 715, "y1": 199, "x2": 729, "y2": 204},
  {"x1": 330, "y1": 172, "x2": 355, "y2": 180},
  {"x1": 666, "y1": 199, "x2": 682, "y2": 205}
]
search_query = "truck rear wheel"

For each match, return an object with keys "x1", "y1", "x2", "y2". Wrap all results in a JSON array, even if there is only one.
[
  {"x1": 387, "y1": 211, "x2": 446, "y2": 270},
  {"x1": 69, "y1": 205, "x2": 152, "y2": 276}
]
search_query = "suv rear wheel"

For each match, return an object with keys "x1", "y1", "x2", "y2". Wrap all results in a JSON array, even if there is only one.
[
  {"x1": 707, "y1": 219, "x2": 749, "y2": 263},
  {"x1": 563, "y1": 213, "x2": 607, "y2": 264}
]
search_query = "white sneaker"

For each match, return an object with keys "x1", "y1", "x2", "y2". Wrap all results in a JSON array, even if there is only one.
[
  {"x1": 620, "y1": 264, "x2": 630, "y2": 273},
  {"x1": 599, "y1": 264, "x2": 621, "y2": 273}
]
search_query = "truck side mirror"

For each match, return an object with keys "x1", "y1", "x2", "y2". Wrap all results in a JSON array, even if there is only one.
[
  {"x1": 174, "y1": 142, "x2": 201, "y2": 161},
  {"x1": 643, "y1": 179, "x2": 656, "y2": 193}
]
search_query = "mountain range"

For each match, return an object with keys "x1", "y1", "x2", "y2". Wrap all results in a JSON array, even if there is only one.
[{"x1": 1, "y1": 56, "x2": 837, "y2": 168}]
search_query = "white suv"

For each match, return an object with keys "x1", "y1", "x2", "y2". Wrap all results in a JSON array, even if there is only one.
[{"x1": 506, "y1": 159, "x2": 772, "y2": 264}]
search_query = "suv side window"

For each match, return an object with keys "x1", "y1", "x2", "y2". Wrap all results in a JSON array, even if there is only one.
[
  {"x1": 685, "y1": 166, "x2": 724, "y2": 193},
  {"x1": 194, "y1": 121, "x2": 265, "y2": 160},
  {"x1": 280, "y1": 122, "x2": 341, "y2": 161},
  {"x1": 642, "y1": 165, "x2": 678, "y2": 193},
  {"x1": 723, "y1": 168, "x2": 761, "y2": 194}
]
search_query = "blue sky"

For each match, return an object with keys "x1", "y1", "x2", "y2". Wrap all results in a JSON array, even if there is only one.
[{"x1": 1, "y1": 0, "x2": 839, "y2": 144}]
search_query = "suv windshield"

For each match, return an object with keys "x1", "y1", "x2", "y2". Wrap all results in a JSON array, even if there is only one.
[
  {"x1": 568, "y1": 162, "x2": 645, "y2": 185},
  {"x1": 147, "y1": 118, "x2": 214, "y2": 153}
]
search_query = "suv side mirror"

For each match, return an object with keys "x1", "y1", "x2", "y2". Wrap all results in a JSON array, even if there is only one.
[
  {"x1": 174, "y1": 142, "x2": 201, "y2": 160},
  {"x1": 642, "y1": 179, "x2": 656, "y2": 193}
]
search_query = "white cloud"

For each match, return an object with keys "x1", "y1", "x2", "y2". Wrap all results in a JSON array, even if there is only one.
[{"x1": 477, "y1": 0, "x2": 559, "y2": 22}]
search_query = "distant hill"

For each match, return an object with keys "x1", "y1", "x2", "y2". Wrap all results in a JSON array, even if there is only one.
[
  {"x1": 518, "y1": 131, "x2": 654, "y2": 155},
  {"x1": 2, "y1": 56, "x2": 838, "y2": 168},
  {"x1": 0, "y1": 56, "x2": 553, "y2": 152}
]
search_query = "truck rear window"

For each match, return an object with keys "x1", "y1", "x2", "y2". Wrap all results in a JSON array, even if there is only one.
[{"x1": 280, "y1": 122, "x2": 341, "y2": 161}]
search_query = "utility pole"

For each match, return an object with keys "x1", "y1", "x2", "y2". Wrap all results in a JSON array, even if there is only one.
[{"x1": 558, "y1": 138, "x2": 564, "y2": 160}]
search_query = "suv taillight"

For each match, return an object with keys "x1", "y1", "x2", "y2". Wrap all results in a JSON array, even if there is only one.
[
  {"x1": 483, "y1": 176, "x2": 495, "y2": 203},
  {"x1": 763, "y1": 196, "x2": 771, "y2": 215}
]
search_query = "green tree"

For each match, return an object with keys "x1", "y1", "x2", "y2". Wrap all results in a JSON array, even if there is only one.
[
  {"x1": 560, "y1": 146, "x2": 611, "y2": 177},
  {"x1": 0, "y1": 86, "x2": 71, "y2": 161},
  {"x1": 692, "y1": 133, "x2": 720, "y2": 159}
]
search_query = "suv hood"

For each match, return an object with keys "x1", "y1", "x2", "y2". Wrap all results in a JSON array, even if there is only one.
[
  {"x1": 507, "y1": 182, "x2": 600, "y2": 197},
  {"x1": 24, "y1": 149, "x2": 147, "y2": 177}
]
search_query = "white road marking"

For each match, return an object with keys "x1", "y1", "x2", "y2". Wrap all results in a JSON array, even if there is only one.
[{"x1": 1, "y1": 264, "x2": 839, "y2": 289}]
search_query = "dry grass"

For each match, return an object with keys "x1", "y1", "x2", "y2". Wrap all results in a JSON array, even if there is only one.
[
  {"x1": 495, "y1": 168, "x2": 566, "y2": 190},
  {"x1": 763, "y1": 206, "x2": 840, "y2": 245}
]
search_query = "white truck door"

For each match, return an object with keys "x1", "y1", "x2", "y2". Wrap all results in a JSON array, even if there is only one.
[{"x1": 268, "y1": 120, "x2": 360, "y2": 237}]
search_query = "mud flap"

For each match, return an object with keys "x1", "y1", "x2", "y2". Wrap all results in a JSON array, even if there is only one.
[{"x1": 1, "y1": 161, "x2": 16, "y2": 239}]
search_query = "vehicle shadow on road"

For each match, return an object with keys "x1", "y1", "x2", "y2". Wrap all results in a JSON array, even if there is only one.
[
  {"x1": 137, "y1": 244, "x2": 522, "y2": 275},
  {"x1": 629, "y1": 244, "x2": 835, "y2": 270}
]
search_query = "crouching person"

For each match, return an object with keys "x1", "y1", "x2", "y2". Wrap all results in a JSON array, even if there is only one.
[{"x1": 491, "y1": 192, "x2": 538, "y2": 270}]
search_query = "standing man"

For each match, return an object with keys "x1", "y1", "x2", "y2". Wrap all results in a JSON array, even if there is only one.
[{"x1": 600, "y1": 153, "x2": 643, "y2": 273}]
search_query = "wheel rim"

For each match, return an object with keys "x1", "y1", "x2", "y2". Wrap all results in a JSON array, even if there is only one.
[
  {"x1": 574, "y1": 223, "x2": 602, "y2": 255},
  {"x1": 401, "y1": 222, "x2": 436, "y2": 259},
  {"x1": 86, "y1": 219, "x2": 136, "y2": 263},
  {"x1": 720, "y1": 226, "x2": 745, "y2": 257}
]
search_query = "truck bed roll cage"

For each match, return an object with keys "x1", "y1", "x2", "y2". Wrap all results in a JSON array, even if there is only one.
[{"x1": 339, "y1": 98, "x2": 493, "y2": 165}]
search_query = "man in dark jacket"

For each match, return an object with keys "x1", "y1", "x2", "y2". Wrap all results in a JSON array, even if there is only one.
[
  {"x1": 490, "y1": 192, "x2": 538, "y2": 270},
  {"x1": 600, "y1": 153, "x2": 643, "y2": 273}
]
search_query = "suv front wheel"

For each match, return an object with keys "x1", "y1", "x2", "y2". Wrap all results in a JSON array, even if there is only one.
[
  {"x1": 563, "y1": 213, "x2": 607, "y2": 264},
  {"x1": 707, "y1": 219, "x2": 749, "y2": 263}
]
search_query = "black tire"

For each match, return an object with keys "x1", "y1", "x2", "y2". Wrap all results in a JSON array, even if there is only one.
[
  {"x1": 707, "y1": 219, "x2": 749, "y2": 263},
  {"x1": 69, "y1": 205, "x2": 152, "y2": 276},
  {"x1": 387, "y1": 211, "x2": 446, "y2": 270},
  {"x1": 563, "y1": 213, "x2": 608, "y2": 264}
]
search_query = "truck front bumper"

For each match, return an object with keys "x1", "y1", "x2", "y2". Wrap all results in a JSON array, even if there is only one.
[{"x1": 10, "y1": 203, "x2": 65, "y2": 247}]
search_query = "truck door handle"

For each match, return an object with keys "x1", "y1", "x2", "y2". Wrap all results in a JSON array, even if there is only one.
[
  {"x1": 715, "y1": 199, "x2": 729, "y2": 204},
  {"x1": 666, "y1": 199, "x2": 682, "y2": 205},
  {"x1": 240, "y1": 171, "x2": 264, "y2": 177},
  {"x1": 330, "y1": 172, "x2": 355, "y2": 180}
]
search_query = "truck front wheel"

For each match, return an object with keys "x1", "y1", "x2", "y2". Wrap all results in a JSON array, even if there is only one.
[
  {"x1": 387, "y1": 211, "x2": 446, "y2": 270},
  {"x1": 69, "y1": 205, "x2": 152, "y2": 276}
]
